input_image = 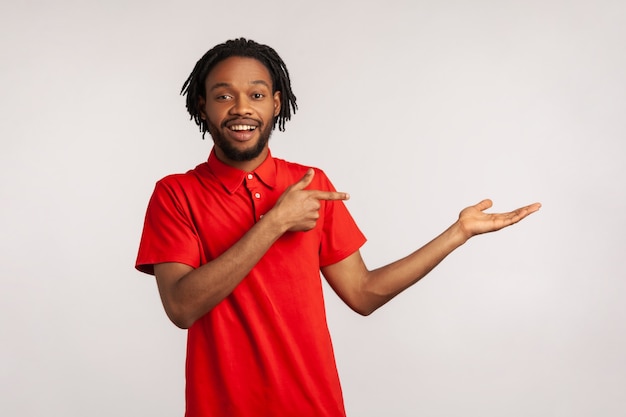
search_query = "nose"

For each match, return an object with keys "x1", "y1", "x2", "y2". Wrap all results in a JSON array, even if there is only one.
[{"x1": 229, "y1": 94, "x2": 253, "y2": 116}]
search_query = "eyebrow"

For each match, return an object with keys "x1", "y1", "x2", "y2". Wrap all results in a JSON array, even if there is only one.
[{"x1": 208, "y1": 80, "x2": 271, "y2": 92}]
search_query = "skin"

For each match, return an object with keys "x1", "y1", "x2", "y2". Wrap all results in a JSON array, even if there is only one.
[
  {"x1": 198, "y1": 56, "x2": 280, "y2": 172},
  {"x1": 154, "y1": 56, "x2": 542, "y2": 329}
]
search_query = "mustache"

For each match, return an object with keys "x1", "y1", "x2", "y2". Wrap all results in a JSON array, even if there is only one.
[{"x1": 222, "y1": 117, "x2": 261, "y2": 128}]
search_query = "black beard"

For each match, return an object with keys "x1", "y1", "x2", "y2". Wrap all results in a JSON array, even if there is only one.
[{"x1": 208, "y1": 121, "x2": 273, "y2": 162}]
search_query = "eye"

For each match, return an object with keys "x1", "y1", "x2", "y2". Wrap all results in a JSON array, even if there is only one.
[
  {"x1": 215, "y1": 94, "x2": 232, "y2": 101},
  {"x1": 252, "y1": 93, "x2": 265, "y2": 100}
]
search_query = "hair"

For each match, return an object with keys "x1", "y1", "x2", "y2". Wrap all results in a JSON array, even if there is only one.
[{"x1": 181, "y1": 38, "x2": 298, "y2": 138}]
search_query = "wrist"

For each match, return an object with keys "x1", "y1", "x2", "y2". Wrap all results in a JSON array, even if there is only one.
[
  {"x1": 447, "y1": 221, "x2": 471, "y2": 248},
  {"x1": 258, "y1": 208, "x2": 290, "y2": 237}
]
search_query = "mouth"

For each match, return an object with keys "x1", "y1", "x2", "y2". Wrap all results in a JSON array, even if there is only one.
[
  {"x1": 224, "y1": 120, "x2": 260, "y2": 142},
  {"x1": 229, "y1": 124, "x2": 257, "y2": 132}
]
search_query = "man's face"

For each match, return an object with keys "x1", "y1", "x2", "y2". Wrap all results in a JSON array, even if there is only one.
[{"x1": 199, "y1": 56, "x2": 281, "y2": 168}]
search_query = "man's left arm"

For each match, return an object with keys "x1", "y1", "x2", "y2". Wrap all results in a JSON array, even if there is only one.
[{"x1": 321, "y1": 199, "x2": 541, "y2": 316}]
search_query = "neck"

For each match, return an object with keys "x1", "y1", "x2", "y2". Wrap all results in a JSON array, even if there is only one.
[{"x1": 213, "y1": 147, "x2": 269, "y2": 172}]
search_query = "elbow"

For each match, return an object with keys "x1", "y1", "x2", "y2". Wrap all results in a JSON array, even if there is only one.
[
  {"x1": 159, "y1": 291, "x2": 217, "y2": 329},
  {"x1": 171, "y1": 317, "x2": 193, "y2": 330},
  {"x1": 345, "y1": 295, "x2": 383, "y2": 317},
  {"x1": 348, "y1": 287, "x2": 395, "y2": 317},
  {"x1": 167, "y1": 312, "x2": 193, "y2": 329},
  {"x1": 353, "y1": 307, "x2": 376, "y2": 317},
  {"x1": 164, "y1": 305, "x2": 199, "y2": 330},
  {"x1": 163, "y1": 297, "x2": 222, "y2": 329}
]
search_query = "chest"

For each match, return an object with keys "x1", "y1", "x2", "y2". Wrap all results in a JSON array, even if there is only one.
[{"x1": 182, "y1": 177, "x2": 322, "y2": 263}]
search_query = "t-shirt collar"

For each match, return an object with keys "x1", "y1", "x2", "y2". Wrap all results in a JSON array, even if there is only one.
[{"x1": 207, "y1": 148, "x2": 277, "y2": 194}]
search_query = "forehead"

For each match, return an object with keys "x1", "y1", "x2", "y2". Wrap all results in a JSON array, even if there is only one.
[{"x1": 205, "y1": 56, "x2": 273, "y2": 89}]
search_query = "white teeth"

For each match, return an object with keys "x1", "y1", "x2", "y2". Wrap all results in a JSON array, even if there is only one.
[{"x1": 230, "y1": 125, "x2": 256, "y2": 131}]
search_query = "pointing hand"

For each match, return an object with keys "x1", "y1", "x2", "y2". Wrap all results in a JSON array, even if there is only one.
[{"x1": 273, "y1": 169, "x2": 349, "y2": 232}]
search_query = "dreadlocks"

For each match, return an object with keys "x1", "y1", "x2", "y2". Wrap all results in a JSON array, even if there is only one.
[{"x1": 181, "y1": 38, "x2": 298, "y2": 138}]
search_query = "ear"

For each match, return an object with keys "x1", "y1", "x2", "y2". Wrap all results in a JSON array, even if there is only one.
[
  {"x1": 273, "y1": 91, "x2": 281, "y2": 117},
  {"x1": 198, "y1": 95, "x2": 207, "y2": 120}
]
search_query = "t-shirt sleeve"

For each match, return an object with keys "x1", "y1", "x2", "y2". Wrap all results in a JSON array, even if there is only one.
[
  {"x1": 317, "y1": 171, "x2": 367, "y2": 267},
  {"x1": 135, "y1": 178, "x2": 201, "y2": 275}
]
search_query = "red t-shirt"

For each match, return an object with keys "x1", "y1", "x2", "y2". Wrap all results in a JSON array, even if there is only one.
[{"x1": 136, "y1": 149, "x2": 366, "y2": 417}]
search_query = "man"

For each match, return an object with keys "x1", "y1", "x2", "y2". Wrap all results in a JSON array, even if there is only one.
[{"x1": 136, "y1": 38, "x2": 540, "y2": 417}]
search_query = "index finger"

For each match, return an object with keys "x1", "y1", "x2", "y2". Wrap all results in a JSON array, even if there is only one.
[
  {"x1": 309, "y1": 190, "x2": 350, "y2": 201},
  {"x1": 511, "y1": 201, "x2": 542, "y2": 219}
]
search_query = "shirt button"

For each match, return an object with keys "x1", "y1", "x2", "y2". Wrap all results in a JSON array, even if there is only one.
[
  {"x1": 247, "y1": 174, "x2": 254, "y2": 180},
  {"x1": 254, "y1": 192, "x2": 261, "y2": 199}
]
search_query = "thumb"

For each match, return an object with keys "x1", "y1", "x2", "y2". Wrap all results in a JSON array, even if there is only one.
[
  {"x1": 292, "y1": 168, "x2": 315, "y2": 191},
  {"x1": 475, "y1": 199, "x2": 493, "y2": 212}
]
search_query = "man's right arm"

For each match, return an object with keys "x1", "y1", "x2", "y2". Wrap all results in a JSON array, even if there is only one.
[
  {"x1": 154, "y1": 214, "x2": 287, "y2": 329},
  {"x1": 154, "y1": 169, "x2": 348, "y2": 329}
]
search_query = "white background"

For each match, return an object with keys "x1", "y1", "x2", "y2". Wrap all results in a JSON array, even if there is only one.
[{"x1": 2, "y1": 1, "x2": 625, "y2": 416}]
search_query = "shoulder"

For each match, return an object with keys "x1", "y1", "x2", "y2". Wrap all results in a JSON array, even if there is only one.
[
  {"x1": 153, "y1": 163, "x2": 209, "y2": 192},
  {"x1": 272, "y1": 156, "x2": 332, "y2": 186}
]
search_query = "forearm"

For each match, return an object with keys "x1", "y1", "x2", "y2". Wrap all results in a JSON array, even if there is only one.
[
  {"x1": 359, "y1": 221, "x2": 468, "y2": 314},
  {"x1": 323, "y1": 199, "x2": 540, "y2": 316},
  {"x1": 159, "y1": 211, "x2": 288, "y2": 328}
]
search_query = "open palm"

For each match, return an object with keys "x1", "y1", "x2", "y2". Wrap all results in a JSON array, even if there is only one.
[{"x1": 458, "y1": 199, "x2": 542, "y2": 239}]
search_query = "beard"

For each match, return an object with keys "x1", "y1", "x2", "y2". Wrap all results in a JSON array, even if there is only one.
[{"x1": 207, "y1": 119, "x2": 273, "y2": 162}]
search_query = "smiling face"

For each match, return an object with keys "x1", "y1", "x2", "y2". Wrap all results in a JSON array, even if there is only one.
[{"x1": 199, "y1": 56, "x2": 281, "y2": 171}]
